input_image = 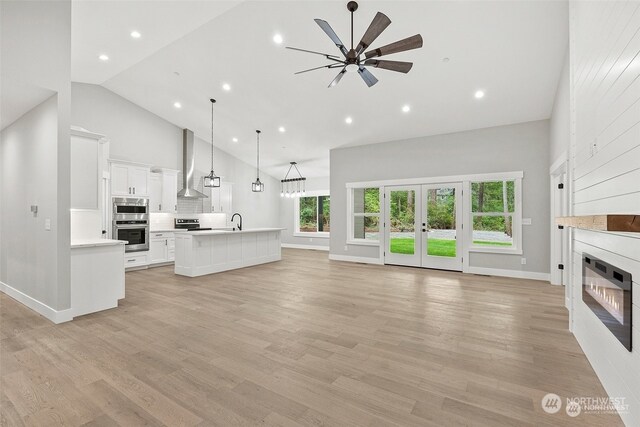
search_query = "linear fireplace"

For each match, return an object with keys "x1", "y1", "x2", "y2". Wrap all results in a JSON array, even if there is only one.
[{"x1": 583, "y1": 254, "x2": 632, "y2": 351}]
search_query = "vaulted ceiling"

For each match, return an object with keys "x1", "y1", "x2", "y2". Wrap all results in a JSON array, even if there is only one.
[{"x1": 72, "y1": 0, "x2": 568, "y2": 177}]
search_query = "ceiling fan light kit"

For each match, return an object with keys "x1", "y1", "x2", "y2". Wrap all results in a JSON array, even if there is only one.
[{"x1": 287, "y1": 1, "x2": 423, "y2": 87}]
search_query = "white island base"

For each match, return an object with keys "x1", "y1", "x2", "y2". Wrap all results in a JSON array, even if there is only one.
[{"x1": 174, "y1": 228, "x2": 283, "y2": 277}]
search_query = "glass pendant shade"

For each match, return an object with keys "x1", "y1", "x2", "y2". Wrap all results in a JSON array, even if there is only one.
[
  {"x1": 204, "y1": 171, "x2": 220, "y2": 188},
  {"x1": 252, "y1": 178, "x2": 264, "y2": 192}
]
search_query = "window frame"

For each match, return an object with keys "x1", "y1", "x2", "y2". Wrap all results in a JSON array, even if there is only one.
[
  {"x1": 294, "y1": 190, "x2": 330, "y2": 238},
  {"x1": 347, "y1": 187, "x2": 382, "y2": 246},
  {"x1": 467, "y1": 177, "x2": 522, "y2": 254}
]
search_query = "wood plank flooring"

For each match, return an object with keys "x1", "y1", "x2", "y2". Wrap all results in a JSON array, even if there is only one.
[{"x1": 1, "y1": 249, "x2": 623, "y2": 426}]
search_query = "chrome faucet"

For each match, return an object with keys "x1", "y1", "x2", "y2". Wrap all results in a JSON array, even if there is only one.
[{"x1": 231, "y1": 213, "x2": 242, "y2": 231}]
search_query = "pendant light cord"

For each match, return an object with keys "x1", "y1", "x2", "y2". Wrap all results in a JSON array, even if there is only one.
[
  {"x1": 210, "y1": 98, "x2": 216, "y2": 171},
  {"x1": 256, "y1": 130, "x2": 261, "y2": 180}
]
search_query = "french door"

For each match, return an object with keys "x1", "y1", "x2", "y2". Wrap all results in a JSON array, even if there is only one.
[{"x1": 384, "y1": 183, "x2": 463, "y2": 271}]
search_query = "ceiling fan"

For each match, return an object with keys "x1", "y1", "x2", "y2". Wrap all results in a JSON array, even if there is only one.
[{"x1": 287, "y1": 1, "x2": 423, "y2": 88}]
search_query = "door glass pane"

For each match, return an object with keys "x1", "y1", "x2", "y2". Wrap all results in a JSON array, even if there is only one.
[
  {"x1": 389, "y1": 190, "x2": 415, "y2": 254},
  {"x1": 318, "y1": 196, "x2": 330, "y2": 232},
  {"x1": 426, "y1": 187, "x2": 456, "y2": 257}
]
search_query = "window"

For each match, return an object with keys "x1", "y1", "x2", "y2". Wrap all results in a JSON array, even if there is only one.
[
  {"x1": 295, "y1": 193, "x2": 330, "y2": 236},
  {"x1": 470, "y1": 179, "x2": 521, "y2": 252},
  {"x1": 349, "y1": 187, "x2": 381, "y2": 244}
]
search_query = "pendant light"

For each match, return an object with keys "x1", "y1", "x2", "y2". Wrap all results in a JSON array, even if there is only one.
[
  {"x1": 280, "y1": 162, "x2": 306, "y2": 198},
  {"x1": 204, "y1": 98, "x2": 221, "y2": 188},
  {"x1": 252, "y1": 130, "x2": 265, "y2": 192}
]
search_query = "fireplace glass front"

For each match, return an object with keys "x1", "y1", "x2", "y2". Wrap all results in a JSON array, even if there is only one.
[{"x1": 582, "y1": 254, "x2": 632, "y2": 351}]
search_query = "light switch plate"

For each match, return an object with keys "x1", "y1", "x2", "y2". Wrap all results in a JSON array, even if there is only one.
[
  {"x1": 45, "y1": 218, "x2": 51, "y2": 231},
  {"x1": 521, "y1": 258, "x2": 527, "y2": 265},
  {"x1": 522, "y1": 218, "x2": 532, "y2": 225}
]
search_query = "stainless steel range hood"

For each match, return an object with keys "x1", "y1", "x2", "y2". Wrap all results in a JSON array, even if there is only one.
[{"x1": 177, "y1": 129, "x2": 208, "y2": 199}]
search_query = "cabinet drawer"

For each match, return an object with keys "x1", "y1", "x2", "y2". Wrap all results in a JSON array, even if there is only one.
[
  {"x1": 124, "y1": 252, "x2": 148, "y2": 268},
  {"x1": 151, "y1": 232, "x2": 174, "y2": 239}
]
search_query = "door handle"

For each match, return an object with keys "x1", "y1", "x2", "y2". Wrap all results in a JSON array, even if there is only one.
[
  {"x1": 159, "y1": 204, "x2": 162, "y2": 211},
  {"x1": 129, "y1": 187, "x2": 131, "y2": 194},
  {"x1": 133, "y1": 187, "x2": 136, "y2": 194}
]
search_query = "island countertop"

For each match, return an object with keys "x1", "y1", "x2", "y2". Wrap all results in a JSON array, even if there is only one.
[{"x1": 173, "y1": 228, "x2": 285, "y2": 236}]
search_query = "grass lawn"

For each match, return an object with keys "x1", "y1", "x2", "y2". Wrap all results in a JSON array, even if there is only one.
[{"x1": 390, "y1": 238, "x2": 512, "y2": 257}]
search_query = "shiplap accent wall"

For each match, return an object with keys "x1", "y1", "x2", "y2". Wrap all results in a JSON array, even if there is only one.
[{"x1": 570, "y1": 2, "x2": 640, "y2": 425}]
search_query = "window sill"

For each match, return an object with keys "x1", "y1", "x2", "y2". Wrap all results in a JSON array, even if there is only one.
[
  {"x1": 293, "y1": 232, "x2": 330, "y2": 239},
  {"x1": 346, "y1": 239, "x2": 380, "y2": 246},
  {"x1": 468, "y1": 246, "x2": 523, "y2": 255}
]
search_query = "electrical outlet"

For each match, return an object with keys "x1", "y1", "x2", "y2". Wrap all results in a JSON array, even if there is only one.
[
  {"x1": 309, "y1": 238, "x2": 313, "y2": 243},
  {"x1": 45, "y1": 218, "x2": 51, "y2": 231},
  {"x1": 521, "y1": 257, "x2": 526, "y2": 265},
  {"x1": 344, "y1": 245, "x2": 348, "y2": 251}
]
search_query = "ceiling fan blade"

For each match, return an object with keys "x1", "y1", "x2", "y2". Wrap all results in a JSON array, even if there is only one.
[
  {"x1": 363, "y1": 59, "x2": 413, "y2": 73},
  {"x1": 357, "y1": 67, "x2": 379, "y2": 87},
  {"x1": 355, "y1": 12, "x2": 391, "y2": 55},
  {"x1": 328, "y1": 67, "x2": 347, "y2": 88},
  {"x1": 295, "y1": 64, "x2": 340, "y2": 75},
  {"x1": 364, "y1": 34, "x2": 423, "y2": 59},
  {"x1": 286, "y1": 46, "x2": 344, "y2": 63},
  {"x1": 314, "y1": 19, "x2": 349, "y2": 57}
]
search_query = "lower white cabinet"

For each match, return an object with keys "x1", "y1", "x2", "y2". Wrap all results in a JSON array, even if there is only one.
[
  {"x1": 124, "y1": 252, "x2": 148, "y2": 268},
  {"x1": 149, "y1": 232, "x2": 175, "y2": 265}
]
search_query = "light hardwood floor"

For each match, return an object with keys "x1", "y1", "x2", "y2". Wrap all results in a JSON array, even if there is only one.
[{"x1": 1, "y1": 249, "x2": 623, "y2": 426}]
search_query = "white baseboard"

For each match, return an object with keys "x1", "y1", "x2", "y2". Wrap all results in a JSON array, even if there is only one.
[
  {"x1": 282, "y1": 243, "x2": 329, "y2": 251},
  {"x1": 329, "y1": 254, "x2": 383, "y2": 265},
  {"x1": 0, "y1": 281, "x2": 73, "y2": 324},
  {"x1": 466, "y1": 266, "x2": 550, "y2": 282}
]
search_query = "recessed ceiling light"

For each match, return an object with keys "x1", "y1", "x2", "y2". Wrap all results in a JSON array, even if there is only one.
[
  {"x1": 232, "y1": 137, "x2": 238, "y2": 143},
  {"x1": 98, "y1": 54, "x2": 109, "y2": 61},
  {"x1": 130, "y1": 31, "x2": 141, "y2": 39},
  {"x1": 475, "y1": 90, "x2": 485, "y2": 99},
  {"x1": 345, "y1": 116, "x2": 353, "y2": 124},
  {"x1": 402, "y1": 105, "x2": 411, "y2": 113},
  {"x1": 222, "y1": 83, "x2": 231, "y2": 91},
  {"x1": 278, "y1": 126, "x2": 286, "y2": 133},
  {"x1": 173, "y1": 102, "x2": 182, "y2": 109},
  {"x1": 273, "y1": 34, "x2": 283, "y2": 44}
]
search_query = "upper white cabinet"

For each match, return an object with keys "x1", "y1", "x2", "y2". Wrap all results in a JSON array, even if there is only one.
[
  {"x1": 211, "y1": 182, "x2": 233, "y2": 214},
  {"x1": 149, "y1": 169, "x2": 178, "y2": 213},
  {"x1": 110, "y1": 161, "x2": 150, "y2": 197}
]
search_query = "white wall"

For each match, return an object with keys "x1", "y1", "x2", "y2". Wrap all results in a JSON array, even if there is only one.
[
  {"x1": 550, "y1": 50, "x2": 570, "y2": 164},
  {"x1": 330, "y1": 120, "x2": 550, "y2": 276},
  {"x1": 568, "y1": 2, "x2": 640, "y2": 425},
  {"x1": 71, "y1": 83, "x2": 280, "y2": 229},
  {"x1": 280, "y1": 176, "x2": 330, "y2": 250},
  {"x1": 0, "y1": 0, "x2": 72, "y2": 317}
]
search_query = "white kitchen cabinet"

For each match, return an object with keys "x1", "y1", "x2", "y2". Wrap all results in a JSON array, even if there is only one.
[
  {"x1": 110, "y1": 161, "x2": 150, "y2": 197},
  {"x1": 149, "y1": 173, "x2": 163, "y2": 213},
  {"x1": 149, "y1": 231, "x2": 175, "y2": 265},
  {"x1": 211, "y1": 182, "x2": 233, "y2": 214},
  {"x1": 149, "y1": 169, "x2": 178, "y2": 213},
  {"x1": 124, "y1": 251, "x2": 148, "y2": 268}
]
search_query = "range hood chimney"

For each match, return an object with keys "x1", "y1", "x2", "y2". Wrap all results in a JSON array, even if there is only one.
[{"x1": 177, "y1": 129, "x2": 208, "y2": 199}]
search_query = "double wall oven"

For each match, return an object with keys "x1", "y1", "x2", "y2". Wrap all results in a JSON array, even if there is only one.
[{"x1": 113, "y1": 197, "x2": 149, "y2": 252}]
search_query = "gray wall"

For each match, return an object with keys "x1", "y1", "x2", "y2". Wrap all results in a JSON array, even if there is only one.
[
  {"x1": 0, "y1": 0, "x2": 71, "y2": 312},
  {"x1": 280, "y1": 176, "x2": 330, "y2": 249},
  {"x1": 330, "y1": 120, "x2": 550, "y2": 275},
  {"x1": 71, "y1": 83, "x2": 281, "y2": 229}
]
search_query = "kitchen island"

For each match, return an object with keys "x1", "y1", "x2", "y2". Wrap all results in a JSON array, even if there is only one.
[{"x1": 174, "y1": 228, "x2": 283, "y2": 277}]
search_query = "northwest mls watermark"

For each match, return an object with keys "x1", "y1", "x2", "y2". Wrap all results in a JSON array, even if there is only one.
[{"x1": 542, "y1": 393, "x2": 629, "y2": 417}]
